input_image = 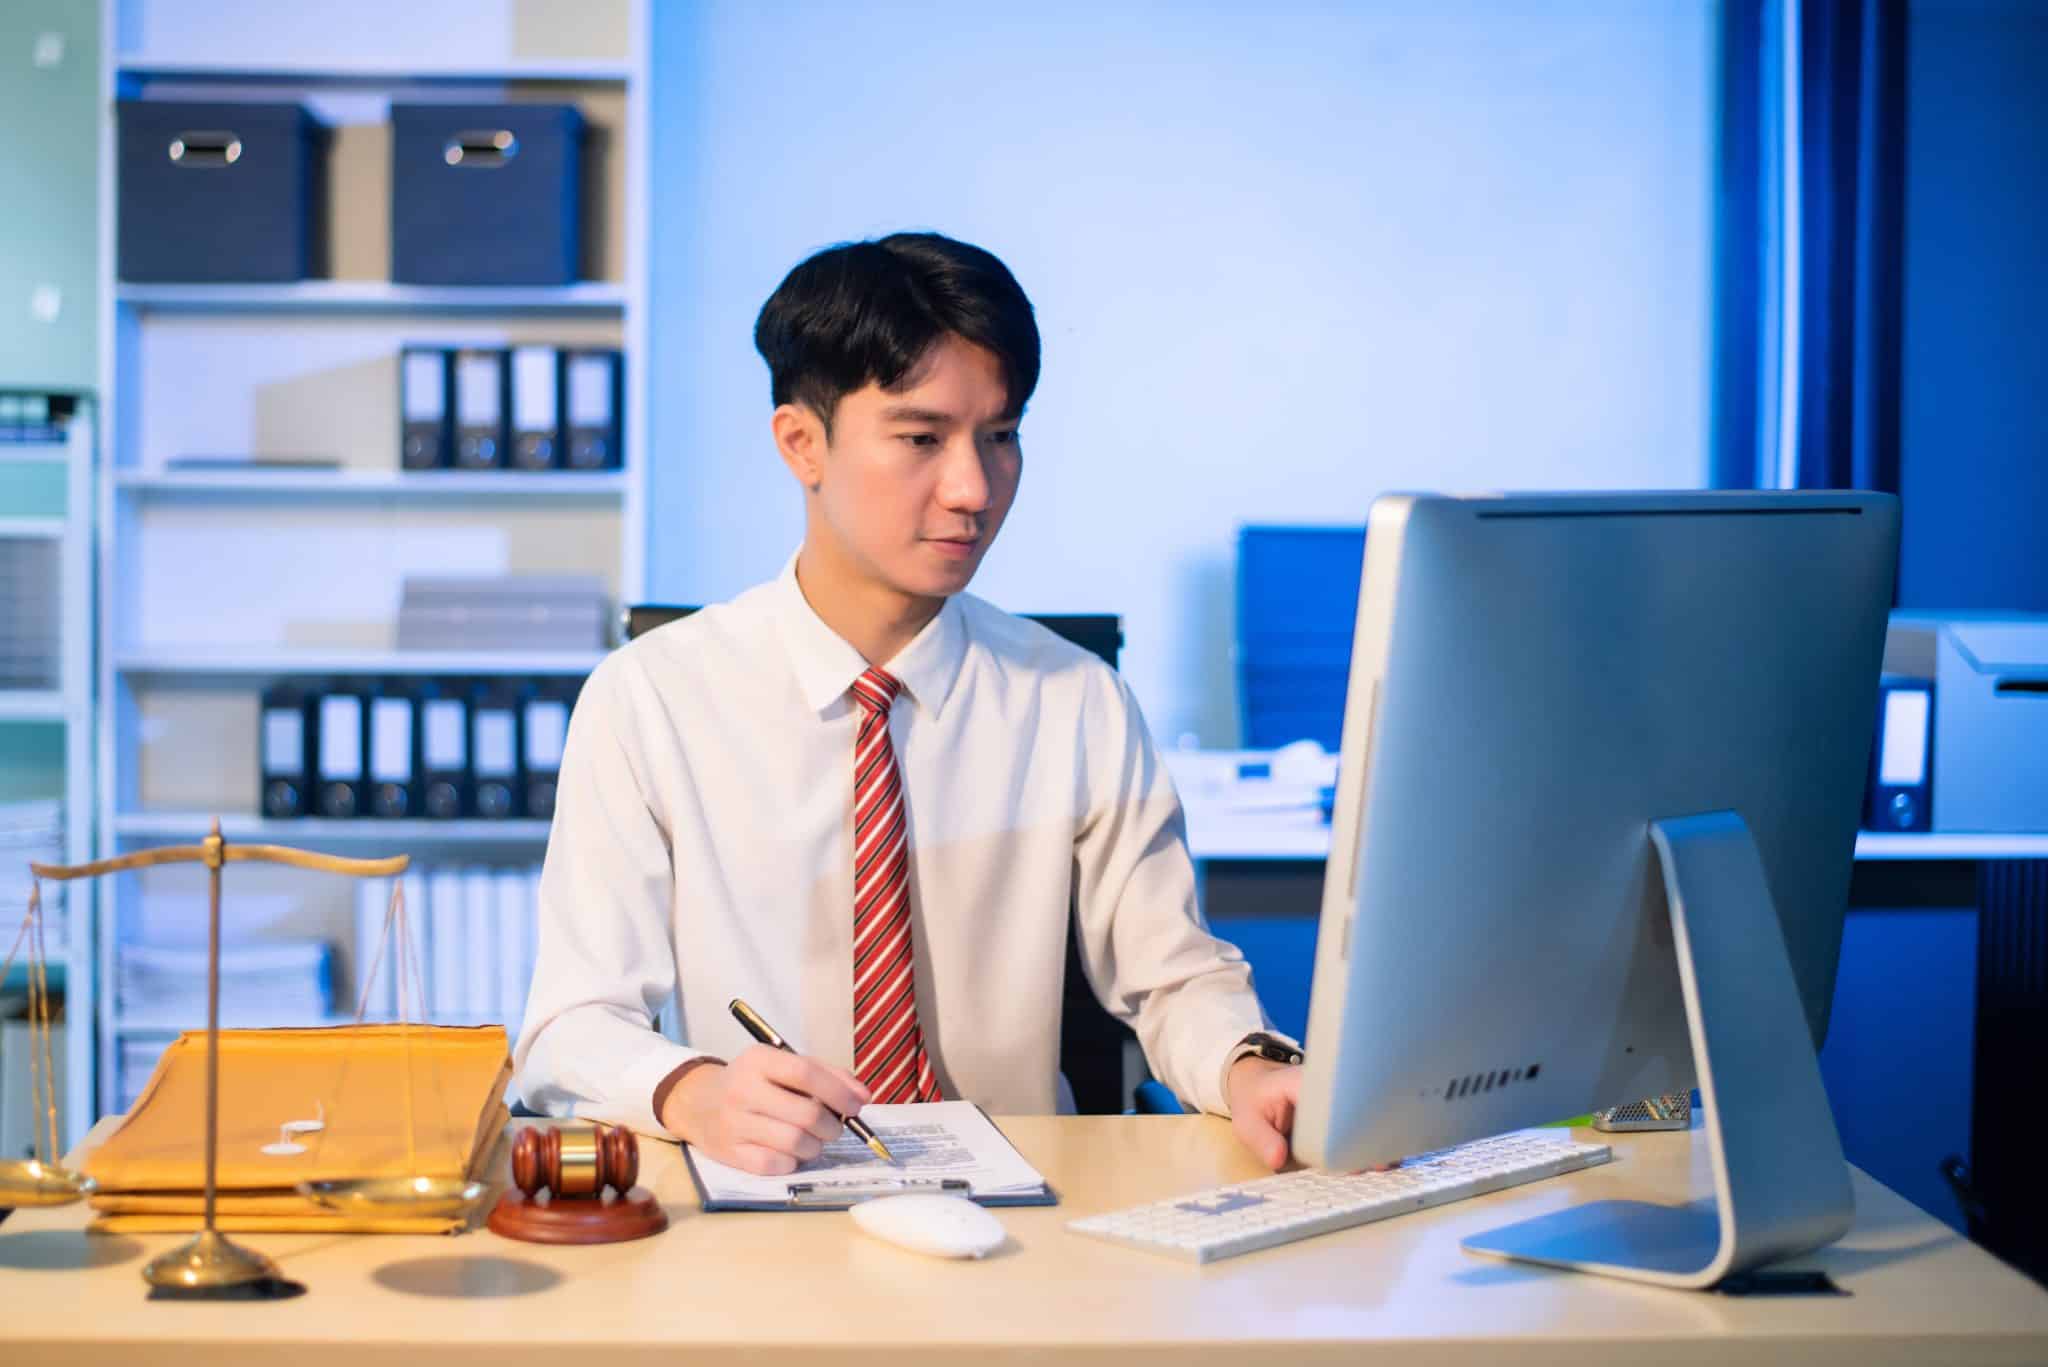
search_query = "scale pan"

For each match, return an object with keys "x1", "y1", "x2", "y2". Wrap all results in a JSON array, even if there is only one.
[
  {"x1": 298, "y1": 1175, "x2": 486, "y2": 1218},
  {"x1": 0, "y1": 1159, "x2": 95, "y2": 1207}
]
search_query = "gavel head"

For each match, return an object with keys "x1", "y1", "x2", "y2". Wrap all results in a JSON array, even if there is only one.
[{"x1": 509, "y1": 1123, "x2": 640, "y2": 1200}]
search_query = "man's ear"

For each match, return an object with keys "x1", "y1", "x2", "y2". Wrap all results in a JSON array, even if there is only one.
[{"x1": 772, "y1": 402, "x2": 828, "y2": 490}]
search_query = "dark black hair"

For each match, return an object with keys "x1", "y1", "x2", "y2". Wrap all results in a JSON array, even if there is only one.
[{"x1": 753, "y1": 232, "x2": 1040, "y2": 430}]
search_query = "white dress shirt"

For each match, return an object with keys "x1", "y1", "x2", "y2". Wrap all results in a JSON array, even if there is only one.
[{"x1": 514, "y1": 557, "x2": 1276, "y2": 1138}]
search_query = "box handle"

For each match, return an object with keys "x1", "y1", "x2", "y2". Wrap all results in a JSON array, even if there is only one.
[
  {"x1": 167, "y1": 132, "x2": 242, "y2": 167},
  {"x1": 444, "y1": 130, "x2": 519, "y2": 168}
]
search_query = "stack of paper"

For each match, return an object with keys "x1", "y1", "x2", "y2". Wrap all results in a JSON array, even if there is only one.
[
  {"x1": 354, "y1": 865, "x2": 539, "y2": 1037},
  {"x1": 685, "y1": 1101, "x2": 1054, "y2": 1210},
  {"x1": 118, "y1": 940, "x2": 334, "y2": 1027},
  {"x1": 83, "y1": 1023, "x2": 511, "y2": 1234},
  {"x1": 0, "y1": 799, "x2": 65, "y2": 950}
]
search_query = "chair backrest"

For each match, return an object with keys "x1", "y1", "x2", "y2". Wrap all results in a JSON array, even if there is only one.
[{"x1": 620, "y1": 603, "x2": 1138, "y2": 1113}]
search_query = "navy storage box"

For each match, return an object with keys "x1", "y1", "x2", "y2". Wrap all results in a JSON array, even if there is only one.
[
  {"x1": 391, "y1": 103, "x2": 585, "y2": 286},
  {"x1": 117, "y1": 100, "x2": 327, "y2": 282},
  {"x1": 1236, "y1": 525, "x2": 1366, "y2": 750}
]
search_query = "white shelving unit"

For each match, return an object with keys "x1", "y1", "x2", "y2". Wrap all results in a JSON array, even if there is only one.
[
  {"x1": 91, "y1": 0, "x2": 650, "y2": 1120},
  {"x1": 116, "y1": 468, "x2": 628, "y2": 499},
  {"x1": 114, "y1": 648, "x2": 607, "y2": 680},
  {"x1": 0, "y1": 403, "x2": 97, "y2": 1149},
  {"x1": 115, "y1": 281, "x2": 627, "y2": 317}
]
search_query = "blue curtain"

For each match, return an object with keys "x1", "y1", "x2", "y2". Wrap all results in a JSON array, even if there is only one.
[{"x1": 1712, "y1": 0, "x2": 1907, "y2": 496}]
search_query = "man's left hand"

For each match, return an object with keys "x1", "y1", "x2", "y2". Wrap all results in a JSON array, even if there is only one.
[{"x1": 1226, "y1": 1057, "x2": 1302, "y2": 1170}]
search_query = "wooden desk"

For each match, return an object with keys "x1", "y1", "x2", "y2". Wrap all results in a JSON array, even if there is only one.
[{"x1": 5, "y1": 1116, "x2": 2046, "y2": 1365}]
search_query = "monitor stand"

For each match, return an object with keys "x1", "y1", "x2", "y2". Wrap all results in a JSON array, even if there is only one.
[{"x1": 1461, "y1": 811, "x2": 1855, "y2": 1289}]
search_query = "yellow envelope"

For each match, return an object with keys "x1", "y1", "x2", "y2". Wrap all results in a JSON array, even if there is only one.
[{"x1": 84, "y1": 1024, "x2": 511, "y2": 1194}]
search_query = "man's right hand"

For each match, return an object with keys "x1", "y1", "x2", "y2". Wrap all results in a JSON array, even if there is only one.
[{"x1": 658, "y1": 1045, "x2": 871, "y2": 1176}]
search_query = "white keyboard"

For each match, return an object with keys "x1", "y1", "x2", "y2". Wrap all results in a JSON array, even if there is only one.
[{"x1": 1067, "y1": 1130, "x2": 1611, "y2": 1264}]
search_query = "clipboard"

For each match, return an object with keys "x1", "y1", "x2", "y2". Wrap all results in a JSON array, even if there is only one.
[{"x1": 680, "y1": 1101, "x2": 1059, "y2": 1212}]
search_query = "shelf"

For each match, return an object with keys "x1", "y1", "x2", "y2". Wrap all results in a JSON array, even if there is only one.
[
  {"x1": 1853, "y1": 832, "x2": 2048, "y2": 860},
  {"x1": 116, "y1": 57, "x2": 630, "y2": 86},
  {"x1": 0, "y1": 691, "x2": 74, "y2": 724},
  {"x1": 115, "y1": 1010, "x2": 511, "y2": 1035},
  {"x1": 1183, "y1": 818, "x2": 2048, "y2": 864},
  {"x1": 0, "y1": 443, "x2": 73, "y2": 464},
  {"x1": 116, "y1": 647, "x2": 606, "y2": 680},
  {"x1": 0, "y1": 516, "x2": 66, "y2": 540},
  {"x1": 116, "y1": 812, "x2": 552, "y2": 846},
  {"x1": 116, "y1": 281, "x2": 627, "y2": 317},
  {"x1": 1, "y1": 962, "x2": 67, "y2": 992},
  {"x1": 116, "y1": 469, "x2": 628, "y2": 500}
]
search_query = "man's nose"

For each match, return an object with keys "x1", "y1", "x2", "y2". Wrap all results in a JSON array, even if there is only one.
[{"x1": 937, "y1": 437, "x2": 991, "y2": 513}]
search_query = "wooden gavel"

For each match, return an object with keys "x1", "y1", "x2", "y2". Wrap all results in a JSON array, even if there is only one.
[{"x1": 508, "y1": 1122, "x2": 639, "y2": 1200}]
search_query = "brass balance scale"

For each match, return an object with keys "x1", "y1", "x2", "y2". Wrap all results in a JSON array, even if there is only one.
[{"x1": 12, "y1": 820, "x2": 486, "y2": 1293}]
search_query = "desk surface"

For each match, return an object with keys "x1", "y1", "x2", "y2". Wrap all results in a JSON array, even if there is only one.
[{"x1": 5, "y1": 1116, "x2": 2047, "y2": 1365}]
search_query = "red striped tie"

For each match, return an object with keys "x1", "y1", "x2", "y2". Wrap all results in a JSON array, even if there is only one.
[{"x1": 849, "y1": 667, "x2": 943, "y2": 1104}]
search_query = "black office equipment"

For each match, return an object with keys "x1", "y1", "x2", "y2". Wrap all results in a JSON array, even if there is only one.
[
  {"x1": 1961, "y1": 861, "x2": 2048, "y2": 1288},
  {"x1": 315, "y1": 683, "x2": 368, "y2": 819},
  {"x1": 620, "y1": 602, "x2": 1137, "y2": 1113},
  {"x1": 390, "y1": 103, "x2": 585, "y2": 286},
  {"x1": 471, "y1": 681, "x2": 524, "y2": 819},
  {"x1": 563, "y1": 348, "x2": 623, "y2": 470},
  {"x1": 452, "y1": 348, "x2": 509, "y2": 471},
  {"x1": 418, "y1": 679, "x2": 472, "y2": 819},
  {"x1": 399, "y1": 347, "x2": 452, "y2": 471},
  {"x1": 366, "y1": 681, "x2": 419, "y2": 819},
  {"x1": 521, "y1": 678, "x2": 580, "y2": 821},
  {"x1": 117, "y1": 100, "x2": 327, "y2": 283},
  {"x1": 258, "y1": 682, "x2": 318, "y2": 818},
  {"x1": 509, "y1": 345, "x2": 561, "y2": 471}
]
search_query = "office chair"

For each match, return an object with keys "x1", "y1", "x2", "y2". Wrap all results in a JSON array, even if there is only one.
[{"x1": 621, "y1": 603, "x2": 1141, "y2": 1114}]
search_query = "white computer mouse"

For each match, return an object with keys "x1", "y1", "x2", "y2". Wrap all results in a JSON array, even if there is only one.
[{"x1": 849, "y1": 1193, "x2": 1008, "y2": 1259}]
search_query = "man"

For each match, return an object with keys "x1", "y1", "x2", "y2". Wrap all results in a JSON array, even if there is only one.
[{"x1": 515, "y1": 232, "x2": 1302, "y2": 1175}]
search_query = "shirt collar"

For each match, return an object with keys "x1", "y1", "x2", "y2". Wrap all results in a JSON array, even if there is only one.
[{"x1": 771, "y1": 553, "x2": 968, "y2": 721}]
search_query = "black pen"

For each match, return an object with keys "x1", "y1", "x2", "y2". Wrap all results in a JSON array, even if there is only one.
[{"x1": 728, "y1": 997, "x2": 898, "y2": 1165}]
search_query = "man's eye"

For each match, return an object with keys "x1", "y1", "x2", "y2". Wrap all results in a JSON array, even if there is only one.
[
  {"x1": 987, "y1": 429, "x2": 1019, "y2": 446},
  {"x1": 900, "y1": 432, "x2": 941, "y2": 448}
]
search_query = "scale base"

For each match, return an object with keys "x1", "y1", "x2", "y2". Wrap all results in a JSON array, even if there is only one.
[{"x1": 143, "y1": 1228, "x2": 286, "y2": 1295}]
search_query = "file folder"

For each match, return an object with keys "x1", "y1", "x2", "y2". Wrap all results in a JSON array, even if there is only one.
[
  {"x1": 427, "y1": 867, "x2": 465, "y2": 1020},
  {"x1": 316, "y1": 684, "x2": 368, "y2": 819},
  {"x1": 399, "y1": 346, "x2": 451, "y2": 471},
  {"x1": 453, "y1": 347, "x2": 510, "y2": 471},
  {"x1": 1866, "y1": 674, "x2": 1934, "y2": 831},
  {"x1": 258, "y1": 681, "x2": 318, "y2": 818},
  {"x1": 563, "y1": 348, "x2": 622, "y2": 470},
  {"x1": 471, "y1": 682, "x2": 524, "y2": 819},
  {"x1": 419, "y1": 679, "x2": 471, "y2": 820},
  {"x1": 509, "y1": 345, "x2": 561, "y2": 471},
  {"x1": 367, "y1": 682, "x2": 419, "y2": 819},
  {"x1": 521, "y1": 678, "x2": 579, "y2": 820}
]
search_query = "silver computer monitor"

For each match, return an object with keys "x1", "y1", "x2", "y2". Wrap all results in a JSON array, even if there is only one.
[{"x1": 1291, "y1": 490, "x2": 1898, "y2": 1289}]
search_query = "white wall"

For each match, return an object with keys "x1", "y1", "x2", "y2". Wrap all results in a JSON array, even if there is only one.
[{"x1": 646, "y1": 1, "x2": 1715, "y2": 745}]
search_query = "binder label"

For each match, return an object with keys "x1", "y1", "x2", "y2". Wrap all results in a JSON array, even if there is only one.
[
  {"x1": 402, "y1": 352, "x2": 445, "y2": 420},
  {"x1": 476, "y1": 710, "x2": 516, "y2": 778},
  {"x1": 512, "y1": 346, "x2": 558, "y2": 427},
  {"x1": 568, "y1": 354, "x2": 612, "y2": 424},
  {"x1": 458, "y1": 353, "x2": 503, "y2": 421},
  {"x1": 370, "y1": 698, "x2": 414, "y2": 783},
  {"x1": 262, "y1": 709, "x2": 303, "y2": 771},
  {"x1": 525, "y1": 701, "x2": 569, "y2": 770},
  {"x1": 1878, "y1": 689, "x2": 1930, "y2": 786},
  {"x1": 319, "y1": 696, "x2": 364, "y2": 779},
  {"x1": 424, "y1": 699, "x2": 466, "y2": 769}
]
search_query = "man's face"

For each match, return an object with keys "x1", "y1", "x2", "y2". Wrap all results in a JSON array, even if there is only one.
[{"x1": 806, "y1": 334, "x2": 1022, "y2": 602}]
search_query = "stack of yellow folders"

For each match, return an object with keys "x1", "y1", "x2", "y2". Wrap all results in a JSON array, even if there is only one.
[{"x1": 82, "y1": 1024, "x2": 511, "y2": 1234}]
